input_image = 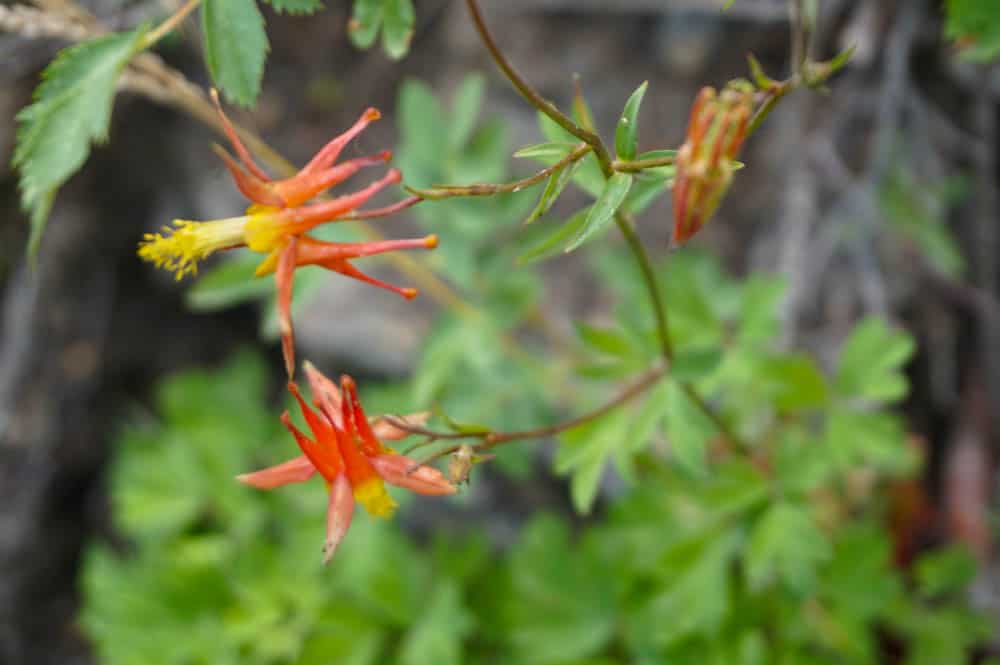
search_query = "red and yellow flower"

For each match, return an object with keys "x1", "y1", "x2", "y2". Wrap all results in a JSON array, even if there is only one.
[
  {"x1": 672, "y1": 83, "x2": 753, "y2": 245},
  {"x1": 138, "y1": 90, "x2": 434, "y2": 377},
  {"x1": 236, "y1": 365, "x2": 455, "y2": 563}
]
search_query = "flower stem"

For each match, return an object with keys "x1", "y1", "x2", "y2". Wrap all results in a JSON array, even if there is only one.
[
  {"x1": 410, "y1": 144, "x2": 590, "y2": 200},
  {"x1": 464, "y1": 0, "x2": 614, "y2": 176},
  {"x1": 615, "y1": 211, "x2": 673, "y2": 362}
]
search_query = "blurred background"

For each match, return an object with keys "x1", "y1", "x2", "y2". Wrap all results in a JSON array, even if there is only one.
[{"x1": 1, "y1": 0, "x2": 999, "y2": 663}]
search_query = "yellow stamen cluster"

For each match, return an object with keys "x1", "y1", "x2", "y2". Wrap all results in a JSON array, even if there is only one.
[
  {"x1": 138, "y1": 217, "x2": 248, "y2": 280},
  {"x1": 352, "y1": 478, "x2": 397, "y2": 517}
]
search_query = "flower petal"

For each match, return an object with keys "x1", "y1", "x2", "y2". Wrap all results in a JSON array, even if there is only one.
[
  {"x1": 371, "y1": 454, "x2": 457, "y2": 496},
  {"x1": 372, "y1": 411, "x2": 431, "y2": 441},
  {"x1": 323, "y1": 473, "x2": 354, "y2": 564},
  {"x1": 304, "y1": 361, "x2": 343, "y2": 428},
  {"x1": 236, "y1": 454, "x2": 316, "y2": 489},
  {"x1": 276, "y1": 238, "x2": 298, "y2": 379}
]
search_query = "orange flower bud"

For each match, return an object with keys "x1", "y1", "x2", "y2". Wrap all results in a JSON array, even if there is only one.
[{"x1": 672, "y1": 82, "x2": 753, "y2": 245}]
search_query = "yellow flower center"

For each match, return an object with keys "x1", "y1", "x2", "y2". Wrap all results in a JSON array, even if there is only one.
[
  {"x1": 352, "y1": 477, "x2": 397, "y2": 517},
  {"x1": 138, "y1": 217, "x2": 248, "y2": 280}
]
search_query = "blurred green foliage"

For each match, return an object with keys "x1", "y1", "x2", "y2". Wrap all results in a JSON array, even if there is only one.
[
  {"x1": 83, "y1": 259, "x2": 991, "y2": 664},
  {"x1": 945, "y1": 0, "x2": 1000, "y2": 63}
]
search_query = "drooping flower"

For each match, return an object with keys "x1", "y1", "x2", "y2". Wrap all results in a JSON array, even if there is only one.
[
  {"x1": 237, "y1": 368, "x2": 455, "y2": 563},
  {"x1": 672, "y1": 82, "x2": 753, "y2": 245},
  {"x1": 138, "y1": 90, "x2": 433, "y2": 377}
]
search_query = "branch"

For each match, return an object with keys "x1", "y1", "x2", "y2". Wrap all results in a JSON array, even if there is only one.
[
  {"x1": 409, "y1": 144, "x2": 590, "y2": 200},
  {"x1": 392, "y1": 364, "x2": 669, "y2": 466}
]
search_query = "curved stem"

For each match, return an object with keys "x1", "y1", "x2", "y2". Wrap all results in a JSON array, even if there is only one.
[
  {"x1": 615, "y1": 211, "x2": 673, "y2": 362},
  {"x1": 464, "y1": 0, "x2": 614, "y2": 176},
  {"x1": 411, "y1": 144, "x2": 590, "y2": 200},
  {"x1": 394, "y1": 364, "x2": 667, "y2": 465}
]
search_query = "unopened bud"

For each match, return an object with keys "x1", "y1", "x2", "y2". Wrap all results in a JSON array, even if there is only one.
[
  {"x1": 448, "y1": 445, "x2": 475, "y2": 485},
  {"x1": 672, "y1": 81, "x2": 753, "y2": 245}
]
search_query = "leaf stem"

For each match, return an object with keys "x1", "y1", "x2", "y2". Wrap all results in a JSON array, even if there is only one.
[
  {"x1": 614, "y1": 210, "x2": 673, "y2": 362},
  {"x1": 142, "y1": 0, "x2": 201, "y2": 49},
  {"x1": 409, "y1": 144, "x2": 590, "y2": 200},
  {"x1": 613, "y1": 155, "x2": 675, "y2": 172},
  {"x1": 393, "y1": 364, "x2": 668, "y2": 465}
]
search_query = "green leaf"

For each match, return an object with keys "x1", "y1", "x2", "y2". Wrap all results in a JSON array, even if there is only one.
[
  {"x1": 834, "y1": 317, "x2": 915, "y2": 402},
  {"x1": 575, "y1": 322, "x2": 633, "y2": 359},
  {"x1": 397, "y1": 581, "x2": 473, "y2": 665},
  {"x1": 565, "y1": 173, "x2": 633, "y2": 252},
  {"x1": 13, "y1": 27, "x2": 148, "y2": 258},
  {"x1": 914, "y1": 546, "x2": 978, "y2": 598},
  {"x1": 449, "y1": 74, "x2": 484, "y2": 150},
  {"x1": 381, "y1": 0, "x2": 415, "y2": 59},
  {"x1": 745, "y1": 501, "x2": 831, "y2": 595},
  {"x1": 663, "y1": 380, "x2": 717, "y2": 477},
  {"x1": 555, "y1": 411, "x2": 630, "y2": 514},
  {"x1": 514, "y1": 142, "x2": 578, "y2": 160},
  {"x1": 627, "y1": 528, "x2": 739, "y2": 650},
  {"x1": 262, "y1": 0, "x2": 323, "y2": 14},
  {"x1": 517, "y1": 207, "x2": 589, "y2": 264},
  {"x1": 524, "y1": 159, "x2": 580, "y2": 224},
  {"x1": 202, "y1": 0, "x2": 268, "y2": 106},
  {"x1": 185, "y1": 253, "x2": 272, "y2": 310},
  {"x1": 945, "y1": 0, "x2": 1000, "y2": 62},
  {"x1": 670, "y1": 346, "x2": 723, "y2": 382},
  {"x1": 759, "y1": 353, "x2": 828, "y2": 411},
  {"x1": 348, "y1": 0, "x2": 382, "y2": 48},
  {"x1": 615, "y1": 81, "x2": 647, "y2": 161},
  {"x1": 498, "y1": 516, "x2": 616, "y2": 663},
  {"x1": 348, "y1": 0, "x2": 415, "y2": 59}
]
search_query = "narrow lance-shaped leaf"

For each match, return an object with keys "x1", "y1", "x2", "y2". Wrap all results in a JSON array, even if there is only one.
[
  {"x1": 517, "y1": 207, "x2": 589, "y2": 264},
  {"x1": 524, "y1": 159, "x2": 581, "y2": 225},
  {"x1": 13, "y1": 26, "x2": 149, "y2": 259},
  {"x1": 615, "y1": 80, "x2": 648, "y2": 161},
  {"x1": 565, "y1": 172, "x2": 633, "y2": 252},
  {"x1": 202, "y1": 0, "x2": 269, "y2": 106},
  {"x1": 513, "y1": 142, "x2": 578, "y2": 160}
]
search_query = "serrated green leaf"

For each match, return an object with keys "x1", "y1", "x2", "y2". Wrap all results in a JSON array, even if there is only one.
[
  {"x1": 615, "y1": 80, "x2": 647, "y2": 161},
  {"x1": 202, "y1": 0, "x2": 268, "y2": 106},
  {"x1": 13, "y1": 27, "x2": 148, "y2": 258},
  {"x1": 746, "y1": 501, "x2": 831, "y2": 595},
  {"x1": 262, "y1": 0, "x2": 323, "y2": 14},
  {"x1": 514, "y1": 142, "x2": 578, "y2": 160},
  {"x1": 517, "y1": 207, "x2": 589, "y2": 264},
  {"x1": 565, "y1": 173, "x2": 632, "y2": 252},
  {"x1": 834, "y1": 317, "x2": 915, "y2": 402}
]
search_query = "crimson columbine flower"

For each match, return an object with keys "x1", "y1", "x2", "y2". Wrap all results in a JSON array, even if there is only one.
[
  {"x1": 138, "y1": 90, "x2": 433, "y2": 377},
  {"x1": 672, "y1": 83, "x2": 753, "y2": 245},
  {"x1": 237, "y1": 368, "x2": 455, "y2": 563}
]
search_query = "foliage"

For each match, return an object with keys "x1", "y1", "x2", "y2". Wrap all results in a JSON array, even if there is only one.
[
  {"x1": 945, "y1": 0, "x2": 1000, "y2": 62},
  {"x1": 12, "y1": 27, "x2": 149, "y2": 258},
  {"x1": 82, "y1": 346, "x2": 991, "y2": 665}
]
